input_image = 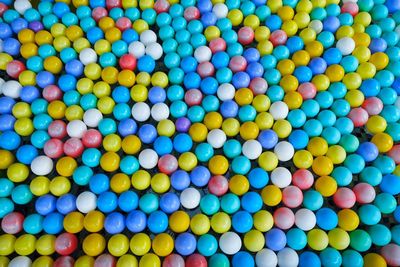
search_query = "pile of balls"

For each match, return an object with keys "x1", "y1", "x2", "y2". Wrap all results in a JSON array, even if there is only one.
[{"x1": 0, "y1": 0, "x2": 400, "y2": 265}]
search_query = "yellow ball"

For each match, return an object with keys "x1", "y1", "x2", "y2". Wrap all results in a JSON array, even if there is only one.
[
  {"x1": 97, "y1": 96, "x2": 115, "y2": 114},
  {"x1": 15, "y1": 234, "x2": 36, "y2": 255},
  {"x1": 65, "y1": 105, "x2": 84, "y2": 121},
  {"x1": 94, "y1": 39, "x2": 111, "y2": 55},
  {"x1": 328, "y1": 228, "x2": 350, "y2": 250},
  {"x1": 255, "y1": 112, "x2": 274, "y2": 130},
  {"x1": 307, "y1": 229, "x2": 329, "y2": 251},
  {"x1": 315, "y1": 176, "x2": 337, "y2": 197},
  {"x1": 99, "y1": 17, "x2": 115, "y2": 31},
  {"x1": 326, "y1": 145, "x2": 346, "y2": 164},
  {"x1": 130, "y1": 85, "x2": 148, "y2": 102},
  {"x1": 296, "y1": 0, "x2": 312, "y2": 12},
  {"x1": 18, "y1": 29, "x2": 35, "y2": 44},
  {"x1": 354, "y1": 12, "x2": 371, "y2": 27},
  {"x1": 190, "y1": 214, "x2": 210, "y2": 235},
  {"x1": 75, "y1": 256, "x2": 95, "y2": 267},
  {"x1": 283, "y1": 91, "x2": 303, "y2": 109},
  {"x1": 222, "y1": 118, "x2": 240, "y2": 136},
  {"x1": 136, "y1": 72, "x2": 151, "y2": 86},
  {"x1": 273, "y1": 119, "x2": 292, "y2": 138},
  {"x1": 0, "y1": 256, "x2": 8, "y2": 267},
  {"x1": 105, "y1": 27, "x2": 122, "y2": 43},
  {"x1": 122, "y1": 135, "x2": 142, "y2": 155},
  {"x1": 294, "y1": 12, "x2": 311, "y2": 29},
  {"x1": 244, "y1": 230, "x2": 265, "y2": 252},
  {"x1": 151, "y1": 173, "x2": 170, "y2": 194},
  {"x1": 118, "y1": 70, "x2": 136, "y2": 87},
  {"x1": 293, "y1": 150, "x2": 313, "y2": 169},
  {"x1": 353, "y1": 46, "x2": 371, "y2": 63},
  {"x1": 307, "y1": 137, "x2": 328, "y2": 156},
  {"x1": 178, "y1": 152, "x2": 198, "y2": 171},
  {"x1": 157, "y1": 119, "x2": 175, "y2": 137},
  {"x1": 371, "y1": 132, "x2": 393, "y2": 153},
  {"x1": 35, "y1": 235, "x2": 55, "y2": 256},
  {"x1": 312, "y1": 74, "x2": 330, "y2": 91},
  {"x1": 325, "y1": 64, "x2": 345, "y2": 82},
  {"x1": 130, "y1": 233, "x2": 151, "y2": 256},
  {"x1": 305, "y1": 40, "x2": 324, "y2": 58},
  {"x1": 76, "y1": 78, "x2": 94, "y2": 94},
  {"x1": 7, "y1": 163, "x2": 29, "y2": 183},
  {"x1": 345, "y1": 90, "x2": 364, "y2": 107},
  {"x1": 117, "y1": 255, "x2": 138, "y2": 267},
  {"x1": 277, "y1": 59, "x2": 295, "y2": 76},
  {"x1": 132, "y1": 19, "x2": 149, "y2": 34},
  {"x1": 0, "y1": 234, "x2": 15, "y2": 255},
  {"x1": 169, "y1": 211, "x2": 190, "y2": 233},
  {"x1": 211, "y1": 212, "x2": 231, "y2": 233},
  {"x1": 20, "y1": 43, "x2": 38, "y2": 59},
  {"x1": 122, "y1": 0, "x2": 138, "y2": 8},
  {"x1": 12, "y1": 102, "x2": 32, "y2": 118},
  {"x1": 56, "y1": 156, "x2": 77, "y2": 177},
  {"x1": 19, "y1": 70, "x2": 36, "y2": 86},
  {"x1": 84, "y1": 210, "x2": 105, "y2": 232},
  {"x1": 108, "y1": 234, "x2": 129, "y2": 257},
  {"x1": 254, "y1": 26, "x2": 270, "y2": 42},
  {"x1": 53, "y1": 36, "x2": 71, "y2": 52},
  {"x1": 366, "y1": 115, "x2": 387, "y2": 133},
  {"x1": 336, "y1": 25, "x2": 355, "y2": 39},
  {"x1": 35, "y1": 30, "x2": 53, "y2": 45},
  {"x1": 132, "y1": 170, "x2": 151, "y2": 190},
  {"x1": 66, "y1": 25, "x2": 83, "y2": 41},
  {"x1": 139, "y1": 0, "x2": 154, "y2": 9},
  {"x1": 240, "y1": 121, "x2": 259, "y2": 140},
  {"x1": 139, "y1": 253, "x2": 160, "y2": 267},
  {"x1": 257, "y1": 40, "x2": 274, "y2": 56},
  {"x1": 244, "y1": 15, "x2": 260, "y2": 29},
  {"x1": 227, "y1": 9, "x2": 243, "y2": 26},
  {"x1": 353, "y1": 32, "x2": 371, "y2": 47},
  {"x1": 369, "y1": 52, "x2": 389, "y2": 70},
  {"x1": 84, "y1": 63, "x2": 102, "y2": 80},
  {"x1": 189, "y1": 123, "x2": 208, "y2": 142},
  {"x1": 47, "y1": 100, "x2": 66, "y2": 119},
  {"x1": 357, "y1": 62, "x2": 376, "y2": 79},
  {"x1": 338, "y1": 209, "x2": 359, "y2": 231},
  {"x1": 252, "y1": 95, "x2": 271, "y2": 112},
  {"x1": 312, "y1": 156, "x2": 333, "y2": 176},
  {"x1": 209, "y1": 155, "x2": 229, "y2": 175},
  {"x1": 151, "y1": 72, "x2": 169, "y2": 88},
  {"x1": 281, "y1": 20, "x2": 298, "y2": 37},
  {"x1": 14, "y1": 118, "x2": 34, "y2": 136},
  {"x1": 364, "y1": 253, "x2": 387, "y2": 267},
  {"x1": 280, "y1": 74, "x2": 299, "y2": 92},
  {"x1": 32, "y1": 256, "x2": 53, "y2": 267},
  {"x1": 311, "y1": 0, "x2": 326, "y2": 7},
  {"x1": 0, "y1": 53, "x2": 13, "y2": 70},
  {"x1": 0, "y1": 150, "x2": 14, "y2": 170},
  {"x1": 49, "y1": 176, "x2": 71, "y2": 196},
  {"x1": 267, "y1": 0, "x2": 283, "y2": 12},
  {"x1": 292, "y1": 50, "x2": 310, "y2": 66},
  {"x1": 152, "y1": 234, "x2": 174, "y2": 257},
  {"x1": 100, "y1": 151, "x2": 120, "y2": 172},
  {"x1": 103, "y1": 134, "x2": 122, "y2": 152},
  {"x1": 229, "y1": 175, "x2": 249, "y2": 196},
  {"x1": 235, "y1": 88, "x2": 254, "y2": 106},
  {"x1": 204, "y1": 112, "x2": 223, "y2": 130},
  {"x1": 63, "y1": 212, "x2": 84, "y2": 233},
  {"x1": 101, "y1": 67, "x2": 119, "y2": 84},
  {"x1": 253, "y1": 210, "x2": 274, "y2": 232},
  {"x1": 73, "y1": 37, "x2": 90, "y2": 52},
  {"x1": 258, "y1": 151, "x2": 278, "y2": 171},
  {"x1": 110, "y1": 173, "x2": 130, "y2": 193},
  {"x1": 82, "y1": 233, "x2": 106, "y2": 256},
  {"x1": 204, "y1": 26, "x2": 220, "y2": 41},
  {"x1": 278, "y1": 6, "x2": 294, "y2": 21},
  {"x1": 261, "y1": 185, "x2": 282, "y2": 206},
  {"x1": 50, "y1": 23, "x2": 66, "y2": 37}
]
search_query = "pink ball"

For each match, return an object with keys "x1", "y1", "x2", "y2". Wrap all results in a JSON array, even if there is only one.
[
  {"x1": 388, "y1": 145, "x2": 400, "y2": 164},
  {"x1": 209, "y1": 38, "x2": 226, "y2": 53},
  {"x1": 158, "y1": 154, "x2": 178, "y2": 175},
  {"x1": 208, "y1": 175, "x2": 229, "y2": 196},
  {"x1": 154, "y1": 0, "x2": 170, "y2": 13},
  {"x1": 185, "y1": 254, "x2": 207, "y2": 267},
  {"x1": 106, "y1": 0, "x2": 121, "y2": 9},
  {"x1": 229, "y1": 56, "x2": 247, "y2": 73},
  {"x1": 92, "y1": 7, "x2": 108, "y2": 21},
  {"x1": 44, "y1": 138, "x2": 64, "y2": 159},
  {"x1": 249, "y1": 77, "x2": 268, "y2": 95},
  {"x1": 381, "y1": 244, "x2": 400, "y2": 267},
  {"x1": 238, "y1": 26, "x2": 255, "y2": 45},
  {"x1": 197, "y1": 62, "x2": 215, "y2": 78},
  {"x1": 53, "y1": 256, "x2": 75, "y2": 267},
  {"x1": 184, "y1": 89, "x2": 203, "y2": 106},
  {"x1": 94, "y1": 254, "x2": 116, "y2": 267},
  {"x1": 282, "y1": 186, "x2": 303, "y2": 208},
  {"x1": 270, "y1": 30, "x2": 288, "y2": 46},
  {"x1": 362, "y1": 97, "x2": 383, "y2": 115},
  {"x1": 48, "y1": 120, "x2": 67, "y2": 139},
  {"x1": 333, "y1": 187, "x2": 356, "y2": 208},
  {"x1": 292, "y1": 169, "x2": 314, "y2": 190},
  {"x1": 6, "y1": 60, "x2": 25, "y2": 79},
  {"x1": 273, "y1": 207, "x2": 295, "y2": 230},
  {"x1": 63, "y1": 138, "x2": 84, "y2": 158},
  {"x1": 348, "y1": 107, "x2": 368, "y2": 127},
  {"x1": 163, "y1": 254, "x2": 185, "y2": 267},
  {"x1": 0, "y1": 3, "x2": 8, "y2": 16},
  {"x1": 82, "y1": 129, "x2": 102, "y2": 148},
  {"x1": 115, "y1": 17, "x2": 132, "y2": 31},
  {"x1": 341, "y1": 2, "x2": 359, "y2": 16},
  {"x1": 43, "y1": 85, "x2": 62, "y2": 102},
  {"x1": 55, "y1": 233, "x2": 78, "y2": 256},
  {"x1": 297, "y1": 82, "x2": 317, "y2": 100},
  {"x1": 184, "y1": 6, "x2": 200, "y2": 21},
  {"x1": 353, "y1": 183, "x2": 376, "y2": 204},
  {"x1": 1, "y1": 212, "x2": 24, "y2": 234}
]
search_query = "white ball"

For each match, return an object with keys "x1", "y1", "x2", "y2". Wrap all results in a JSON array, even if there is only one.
[
  {"x1": 217, "y1": 83, "x2": 235, "y2": 101},
  {"x1": 151, "y1": 103, "x2": 170, "y2": 121},
  {"x1": 140, "y1": 30, "x2": 157, "y2": 45},
  {"x1": 342, "y1": 0, "x2": 357, "y2": 2},
  {"x1": 219, "y1": 232, "x2": 242, "y2": 255},
  {"x1": 76, "y1": 191, "x2": 97, "y2": 213},
  {"x1": 180, "y1": 187, "x2": 201, "y2": 209},
  {"x1": 271, "y1": 167, "x2": 292, "y2": 188},
  {"x1": 9, "y1": 256, "x2": 31, "y2": 267},
  {"x1": 79, "y1": 48, "x2": 97, "y2": 65},
  {"x1": 0, "y1": 77, "x2": 5, "y2": 89},
  {"x1": 194, "y1": 46, "x2": 212, "y2": 63},
  {"x1": 128, "y1": 41, "x2": 146, "y2": 58},
  {"x1": 145, "y1": 42, "x2": 163, "y2": 60},
  {"x1": 14, "y1": 0, "x2": 32, "y2": 15},
  {"x1": 31, "y1": 156, "x2": 53, "y2": 176},
  {"x1": 256, "y1": 249, "x2": 278, "y2": 267},
  {"x1": 212, "y1": 3, "x2": 228, "y2": 18},
  {"x1": 277, "y1": 248, "x2": 299, "y2": 267},
  {"x1": 295, "y1": 208, "x2": 316, "y2": 231},
  {"x1": 83, "y1": 109, "x2": 103, "y2": 127},
  {"x1": 395, "y1": 97, "x2": 400, "y2": 109},
  {"x1": 207, "y1": 129, "x2": 227, "y2": 149},
  {"x1": 242, "y1": 140, "x2": 262, "y2": 160},
  {"x1": 67, "y1": 120, "x2": 87, "y2": 138},
  {"x1": 309, "y1": 20, "x2": 323, "y2": 34},
  {"x1": 336, "y1": 37, "x2": 355, "y2": 56},
  {"x1": 0, "y1": 39, "x2": 3, "y2": 53},
  {"x1": 138, "y1": 149, "x2": 158, "y2": 169},
  {"x1": 1, "y1": 80, "x2": 22, "y2": 98},
  {"x1": 132, "y1": 102, "x2": 151, "y2": 122},
  {"x1": 274, "y1": 141, "x2": 294, "y2": 162},
  {"x1": 269, "y1": 101, "x2": 288, "y2": 120},
  {"x1": 396, "y1": 25, "x2": 400, "y2": 38}
]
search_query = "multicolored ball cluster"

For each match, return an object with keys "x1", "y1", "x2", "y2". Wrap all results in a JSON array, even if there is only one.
[{"x1": 0, "y1": 0, "x2": 400, "y2": 266}]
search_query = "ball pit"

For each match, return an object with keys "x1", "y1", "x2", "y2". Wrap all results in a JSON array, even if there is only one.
[{"x1": 0, "y1": 0, "x2": 399, "y2": 266}]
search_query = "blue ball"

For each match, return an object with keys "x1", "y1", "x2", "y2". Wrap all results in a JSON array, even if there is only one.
[
  {"x1": 342, "y1": 250, "x2": 363, "y2": 267},
  {"x1": 175, "y1": 233, "x2": 197, "y2": 256},
  {"x1": 89, "y1": 173, "x2": 110, "y2": 194},
  {"x1": 316, "y1": 208, "x2": 338, "y2": 230},
  {"x1": 137, "y1": 55, "x2": 156, "y2": 73},
  {"x1": 190, "y1": 166, "x2": 211, "y2": 187},
  {"x1": 35, "y1": 194, "x2": 57, "y2": 216},
  {"x1": 43, "y1": 212, "x2": 64, "y2": 234},
  {"x1": 23, "y1": 214, "x2": 43, "y2": 234},
  {"x1": 0, "y1": 131, "x2": 21, "y2": 150},
  {"x1": 197, "y1": 234, "x2": 218, "y2": 257},
  {"x1": 118, "y1": 118, "x2": 137, "y2": 137},
  {"x1": 299, "y1": 251, "x2": 321, "y2": 267},
  {"x1": 232, "y1": 252, "x2": 255, "y2": 267},
  {"x1": 356, "y1": 142, "x2": 379, "y2": 162},
  {"x1": 138, "y1": 124, "x2": 157, "y2": 144},
  {"x1": 104, "y1": 212, "x2": 125, "y2": 234},
  {"x1": 126, "y1": 210, "x2": 147, "y2": 232},
  {"x1": 380, "y1": 174, "x2": 400, "y2": 195},
  {"x1": 288, "y1": 130, "x2": 309, "y2": 150},
  {"x1": 97, "y1": 191, "x2": 118, "y2": 213},
  {"x1": 248, "y1": 168, "x2": 269, "y2": 189},
  {"x1": 258, "y1": 129, "x2": 278, "y2": 149},
  {"x1": 56, "y1": 194, "x2": 76, "y2": 215},
  {"x1": 241, "y1": 192, "x2": 263, "y2": 213},
  {"x1": 118, "y1": 191, "x2": 139, "y2": 212},
  {"x1": 160, "y1": 192, "x2": 180, "y2": 214},
  {"x1": 171, "y1": 170, "x2": 190, "y2": 191},
  {"x1": 220, "y1": 100, "x2": 239, "y2": 118},
  {"x1": 147, "y1": 211, "x2": 168, "y2": 234},
  {"x1": 265, "y1": 228, "x2": 286, "y2": 251},
  {"x1": 16, "y1": 145, "x2": 38, "y2": 164}
]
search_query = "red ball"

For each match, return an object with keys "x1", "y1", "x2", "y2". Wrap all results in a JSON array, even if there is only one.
[
  {"x1": 292, "y1": 169, "x2": 314, "y2": 190},
  {"x1": 208, "y1": 175, "x2": 228, "y2": 196},
  {"x1": 388, "y1": 145, "x2": 400, "y2": 164},
  {"x1": 341, "y1": 2, "x2": 359, "y2": 16},
  {"x1": 297, "y1": 82, "x2": 317, "y2": 100},
  {"x1": 154, "y1": 0, "x2": 170, "y2": 14},
  {"x1": 270, "y1": 30, "x2": 288, "y2": 46},
  {"x1": 353, "y1": 182, "x2": 376, "y2": 204},
  {"x1": 238, "y1": 26, "x2": 255, "y2": 45},
  {"x1": 209, "y1": 38, "x2": 226, "y2": 53},
  {"x1": 333, "y1": 187, "x2": 356, "y2": 208},
  {"x1": 6, "y1": 60, "x2": 26, "y2": 79},
  {"x1": 53, "y1": 256, "x2": 74, "y2": 267},
  {"x1": 44, "y1": 138, "x2": 64, "y2": 159},
  {"x1": 229, "y1": 56, "x2": 247, "y2": 73},
  {"x1": 119, "y1": 54, "x2": 137, "y2": 70},
  {"x1": 249, "y1": 77, "x2": 268, "y2": 95},
  {"x1": 158, "y1": 154, "x2": 178, "y2": 175},
  {"x1": 273, "y1": 207, "x2": 295, "y2": 230},
  {"x1": 282, "y1": 186, "x2": 303, "y2": 208},
  {"x1": 94, "y1": 254, "x2": 116, "y2": 267},
  {"x1": 55, "y1": 233, "x2": 78, "y2": 256},
  {"x1": 63, "y1": 138, "x2": 84, "y2": 158},
  {"x1": 0, "y1": 3, "x2": 8, "y2": 16},
  {"x1": 43, "y1": 85, "x2": 63, "y2": 102},
  {"x1": 184, "y1": 89, "x2": 203, "y2": 106},
  {"x1": 1, "y1": 212, "x2": 24, "y2": 234},
  {"x1": 185, "y1": 254, "x2": 207, "y2": 267},
  {"x1": 115, "y1": 17, "x2": 132, "y2": 31},
  {"x1": 362, "y1": 97, "x2": 383, "y2": 115},
  {"x1": 184, "y1": 6, "x2": 200, "y2": 21},
  {"x1": 197, "y1": 61, "x2": 215, "y2": 78},
  {"x1": 163, "y1": 254, "x2": 185, "y2": 267},
  {"x1": 106, "y1": 0, "x2": 121, "y2": 9},
  {"x1": 348, "y1": 107, "x2": 368, "y2": 127},
  {"x1": 48, "y1": 120, "x2": 67, "y2": 139},
  {"x1": 92, "y1": 7, "x2": 108, "y2": 22},
  {"x1": 82, "y1": 129, "x2": 103, "y2": 148}
]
